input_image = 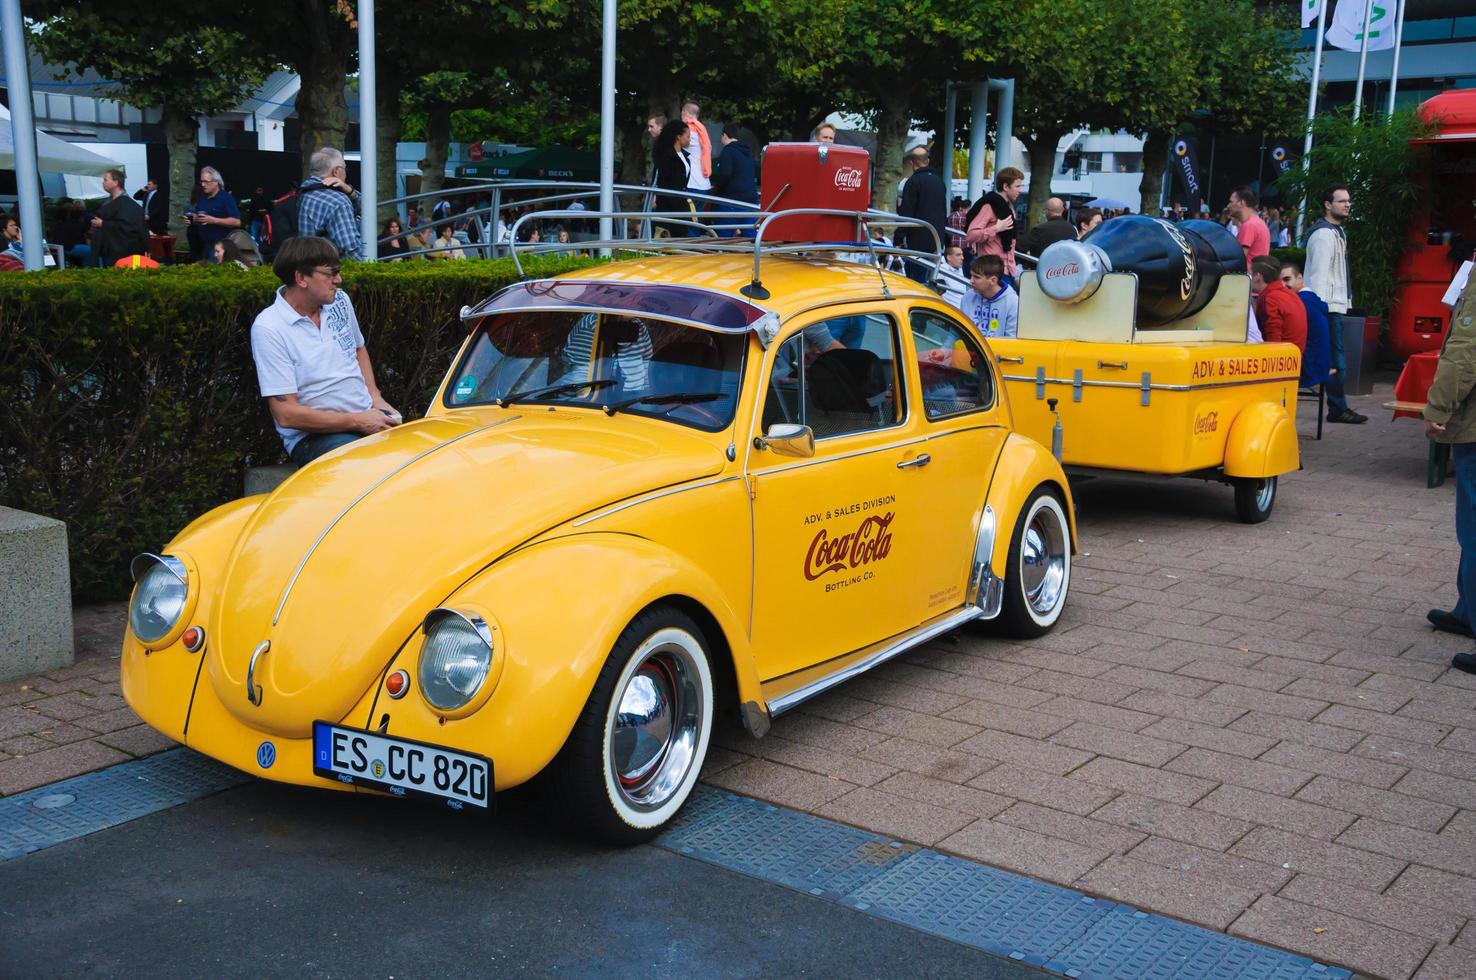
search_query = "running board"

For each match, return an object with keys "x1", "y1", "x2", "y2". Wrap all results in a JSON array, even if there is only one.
[{"x1": 765, "y1": 606, "x2": 986, "y2": 718}]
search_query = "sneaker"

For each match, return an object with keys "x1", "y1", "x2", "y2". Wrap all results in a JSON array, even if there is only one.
[
  {"x1": 1328, "y1": 408, "x2": 1368, "y2": 424},
  {"x1": 1453, "y1": 652, "x2": 1476, "y2": 675},
  {"x1": 1428, "y1": 609, "x2": 1475, "y2": 638}
]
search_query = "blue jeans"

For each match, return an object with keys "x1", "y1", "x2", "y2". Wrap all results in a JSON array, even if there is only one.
[
  {"x1": 289, "y1": 431, "x2": 362, "y2": 467},
  {"x1": 1326, "y1": 312, "x2": 1350, "y2": 414},
  {"x1": 1451, "y1": 444, "x2": 1476, "y2": 630}
]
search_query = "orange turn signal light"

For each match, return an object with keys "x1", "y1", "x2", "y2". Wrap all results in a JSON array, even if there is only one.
[
  {"x1": 385, "y1": 670, "x2": 409, "y2": 699},
  {"x1": 181, "y1": 626, "x2": 206, "y2": 652}
]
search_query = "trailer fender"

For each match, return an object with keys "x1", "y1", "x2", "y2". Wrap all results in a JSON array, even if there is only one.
[{"x1": 1224, "y1": 402, "x2": 1299, "y2": 479}]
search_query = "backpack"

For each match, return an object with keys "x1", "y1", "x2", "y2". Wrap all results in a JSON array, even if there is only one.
[{"x1": 261, "y1": 184, "x2": 335, "y2": 259}]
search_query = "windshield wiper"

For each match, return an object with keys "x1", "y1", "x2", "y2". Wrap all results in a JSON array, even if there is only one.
[
  {"x1": 496, "y1": 378, "x2": 615, "y2": 408},
  {"x1": 603, "y1": 391, "x2": 727, "y2": 416}
]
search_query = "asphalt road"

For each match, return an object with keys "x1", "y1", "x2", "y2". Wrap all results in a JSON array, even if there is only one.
[{"x1": 0, "y1": 782, "x2": 1041, "y2": 979}]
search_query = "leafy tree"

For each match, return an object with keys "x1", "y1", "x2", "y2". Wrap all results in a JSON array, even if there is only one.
[
  {"x1": 1137, "y1": 0, "x2": 1304, "y2": 214},
  {"x1": 1004, "y1": 0, "x2": 1196, "y2": 226},
  {"x1": 30, "y1": 3, "x2": 275, "y2": 239},
  {"x1": 1276, "y1": 108, "x2": 1435, "y2": 317},
  {"x1": 786, "y1": 0, "x2": 1001, "y2": 212}
]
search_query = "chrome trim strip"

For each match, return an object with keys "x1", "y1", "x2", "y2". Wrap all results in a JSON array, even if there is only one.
[
  {"x1": 966, "y1": 506, "x2": 997, "y2": 608},
  {"x1": 756, "y1": 435, "x2": 930, "y2": 476},
  {"x1": 1002, "y1": 374, "x2": 1298, "y2": 393},
  {"x1": 572, "y1": 475, "x2": 742, "y2": 527},
  {"x1": 767, "y1": 607, "x2": 982, "y2": 717},
  {"x1": 463, "y1": 302, "x2": 754, "y2": 336},
  {"x1": 272, "y1": 418, "x2": 518, "y2": 625}
]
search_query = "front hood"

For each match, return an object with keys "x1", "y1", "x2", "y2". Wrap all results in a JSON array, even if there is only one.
[{"x1": 206, "y1": 411, "x2": 724, "y2": 736}]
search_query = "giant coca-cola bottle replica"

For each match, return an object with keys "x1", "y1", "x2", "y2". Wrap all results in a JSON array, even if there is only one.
[{"x1": 1035, "y1": 216, "x2": 1247, "y2": 327}]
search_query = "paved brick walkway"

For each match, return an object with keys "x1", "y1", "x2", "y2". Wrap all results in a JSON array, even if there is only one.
[{"x1": 3, "y1": 381, "x2": 1473, "y2": 979}]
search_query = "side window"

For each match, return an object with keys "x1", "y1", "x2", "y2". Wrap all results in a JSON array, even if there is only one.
[
  {"x1": 910, "y1": 310, "x2": 995, "y2": 420},
  {"x1": 760, "y1": 313, "x2": 904, "y2": 440}
]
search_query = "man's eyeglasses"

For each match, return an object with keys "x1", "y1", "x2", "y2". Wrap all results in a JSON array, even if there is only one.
[{"x1": 313, "y1": 266, "x2": 342, "y2": 279}]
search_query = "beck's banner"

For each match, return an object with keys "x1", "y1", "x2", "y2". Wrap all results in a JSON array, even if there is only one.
[
  {"x1": 1326, "y1": 0, "x2": 1397, "y2": 53},
  {"x1": 1171, "y1": 137, "x2": 1203, "y2": 208}
]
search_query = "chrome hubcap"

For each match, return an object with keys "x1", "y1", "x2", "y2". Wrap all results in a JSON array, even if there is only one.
[
  {"x1": 609, "y1": 640, "x2": 703, "y2": 811},
  {"x1": 1022, "y1": 505, "x2": 1068, "y2": 618},
  {"x1": 1256, "y1": 479, "x2": 1275, "y2": 511}
]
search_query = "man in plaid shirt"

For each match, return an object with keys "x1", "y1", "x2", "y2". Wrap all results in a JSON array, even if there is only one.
[{"x1": 297, "y1": 147, "x2": 364, "y2": 260}]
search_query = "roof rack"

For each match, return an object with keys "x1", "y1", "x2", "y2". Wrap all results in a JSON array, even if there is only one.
[{"x1": 507, "y1": 207, "x2": 945, "y2": 301}]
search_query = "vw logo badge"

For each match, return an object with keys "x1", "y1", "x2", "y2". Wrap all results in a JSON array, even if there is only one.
[{"x1": 256, "y1": 741, "x2": 277, "y2": 769}]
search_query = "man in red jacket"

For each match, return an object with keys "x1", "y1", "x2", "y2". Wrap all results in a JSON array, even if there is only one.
[{"x1": 1251, "y1": 256, "x2": 1307, "y2": 353}]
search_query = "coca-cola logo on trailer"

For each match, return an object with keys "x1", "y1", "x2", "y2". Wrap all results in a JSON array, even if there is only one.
[
  {"x1": 833, "y1": 166, "x2": 864, "y2": 192},
  {"x1": 1043, "y1": 262, "x2": 1080, "y2": 281}
]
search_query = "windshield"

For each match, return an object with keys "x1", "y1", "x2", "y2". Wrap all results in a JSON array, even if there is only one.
[{"x1": 445, "y1": 311, "x2": 746, "y2": 431}]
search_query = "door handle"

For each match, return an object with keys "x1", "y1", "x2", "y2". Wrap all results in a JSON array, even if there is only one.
[
  {"x1": 1098, "y1": 360, "x2": 1128, "y2": 369},
  {"x1": 996, "y1": 354, "x2": 1025, "y2": 364},
  {"x1": 897, "y1": 453, "x2": 932, "y2": 469}
]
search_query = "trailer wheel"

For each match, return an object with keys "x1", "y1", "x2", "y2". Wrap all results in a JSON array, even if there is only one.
[{"x1": 1232, "y1": 476, "x2": 1276, "y2": 524}]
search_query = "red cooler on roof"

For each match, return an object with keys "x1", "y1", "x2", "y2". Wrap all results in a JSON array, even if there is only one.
[{"x1": 760, "y1": 142, "x2": 870, "y2": 243}]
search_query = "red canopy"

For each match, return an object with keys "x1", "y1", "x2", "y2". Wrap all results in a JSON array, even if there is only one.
[{"x1": 1415, "y1": 89, "x2": 1476, "y2": 143}]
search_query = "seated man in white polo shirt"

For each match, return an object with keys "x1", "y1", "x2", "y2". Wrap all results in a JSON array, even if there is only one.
[{"x1": 250, "y1": 236, "x2": 401, "y2": 466}]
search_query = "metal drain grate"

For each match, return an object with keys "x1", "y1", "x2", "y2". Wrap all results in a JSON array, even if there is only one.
[
  {"x1": 0, "y1": 748, "x2": 248, "y2": 861},
  {"x1": 657, "y1": 787, "x2": 1350, "y2": 980}
]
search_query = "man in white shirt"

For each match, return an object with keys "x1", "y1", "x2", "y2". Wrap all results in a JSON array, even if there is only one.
[
  {"x1": 957, "y1": 254, "x2": 1018, "y2": 339},
  {"x1": 1304, "y1": 184, "x2": 1366, "y2": 423},
  {"x1": 936, "y1": 243, "x2": 968, "y2": 306},
  {"x1": 680, "y1": 101, "x2": 712, "y2": 196},
  {"x1": 250, "y1": 236, "x2": 401, "y2": 467}
]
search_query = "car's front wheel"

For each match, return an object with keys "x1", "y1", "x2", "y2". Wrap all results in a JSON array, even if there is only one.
[
  {"x1": 547, "y1": 607, "x2": 714, "y2": 844},
  {"x1": 996, "y1": 486, "x2": 1072, "y2": 637}
]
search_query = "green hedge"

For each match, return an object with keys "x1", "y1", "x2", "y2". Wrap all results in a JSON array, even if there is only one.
[{"x1": 0, "y1": 256, "x2": 596, "y2": 601}]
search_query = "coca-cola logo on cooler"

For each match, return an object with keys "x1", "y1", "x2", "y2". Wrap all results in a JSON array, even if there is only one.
[
  {"x1": 1043, "y1": 262, "x2": 1080, "y2": 280},
  {"x1": 804, "y1": 512, "x2": 895, "y2": 581},
  {"x1": 833, "y1": 166, "x2": 864, "y2": 191}
]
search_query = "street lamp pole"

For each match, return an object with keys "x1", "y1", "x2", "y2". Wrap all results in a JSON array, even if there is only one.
[
  {"x1": 599, "y1": 0, "x2": 616, "y2": 248},
  {"x1": 1, "y1": 0, "x2": 45, "y2": 271},
  {"x1": 358, "y1": 0, "x2": 378, "y2": 260}
]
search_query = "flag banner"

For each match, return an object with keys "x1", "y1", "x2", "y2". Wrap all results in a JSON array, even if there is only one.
[
  {"x1": 1302, "y1": 0, "x2": 1322, "y2": 29},
  {"x1": 1269, "y1": 144, "x2": 1295, "y2": 176},
  {"x1": 1326, "y1": 0, "x2": 1397, "y2": 52},
  {"x1": 1170, "y1": 137, "x2": 1203, "y2": 208}
]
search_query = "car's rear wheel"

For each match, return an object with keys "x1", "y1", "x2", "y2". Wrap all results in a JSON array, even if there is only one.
[
  {"x1": 996, "y1": 487, "x2": 1071, "y2": 638},
  {"x1": 547, "y1": 607, "x2": 713, "y2": 844},
  {"x1": 1231, "y1": 476, "x2": 1276, "y2": 524}
]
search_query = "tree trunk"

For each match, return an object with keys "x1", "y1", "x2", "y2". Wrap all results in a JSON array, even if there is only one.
[
  {"x1": 375, "y1": 61, "x2": 404, "y2": 225},
  {"x1": 291, "y1": 0, "x2": 354, "y2": 171},
  {"x1": 619, "y1": 120, "x2": 648, "y2": 186},
  {"x1": 1139, "y1": 128, "x2": 1170, "y2": 217},
  {"x1": 162, "y1": 104, "x2": 197, "y2": 243},
  {"x1": 420, "y1": 105, "x2": 452, "y2": 198},
  {"x1": 871, "y1": 90, "x2": 912, "y2": 213},
  {"x1": 1023, "y1": 130, "x2": 1064, "y2": 228}
]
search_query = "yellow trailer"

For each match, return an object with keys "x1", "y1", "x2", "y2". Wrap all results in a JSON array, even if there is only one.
[{"x1": 991, "y1": 224, "x2": 1300, "y2": 523}]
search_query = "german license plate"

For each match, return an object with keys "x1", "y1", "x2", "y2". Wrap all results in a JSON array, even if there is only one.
[{"x1": 312, "y1": 722, "x2": 491, "y2": 811}]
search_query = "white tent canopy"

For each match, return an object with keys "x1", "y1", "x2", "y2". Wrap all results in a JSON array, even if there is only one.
[{"x1": 1, "y1": 101, "x2": 122, "y2": 176}]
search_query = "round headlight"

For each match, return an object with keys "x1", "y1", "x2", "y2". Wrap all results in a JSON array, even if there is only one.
[
  {"x1": 418, "y1": 611, "x2": 492, "y2": 712},
  {"x1": 129, "y1": 554, "x2": 189, "y2": 643}
]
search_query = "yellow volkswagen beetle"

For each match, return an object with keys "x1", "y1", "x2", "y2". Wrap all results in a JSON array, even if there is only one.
[{"x1": 121, "y1": 250, "x2": 1075, "y2": 842}]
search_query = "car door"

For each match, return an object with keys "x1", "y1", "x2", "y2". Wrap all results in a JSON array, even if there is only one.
[
  {"x1": 745, "y1": 308, "x2": 930, "y2": 685},
  {"x1": 905, "y1": 305, "x2": 1012, "y2": 611}
]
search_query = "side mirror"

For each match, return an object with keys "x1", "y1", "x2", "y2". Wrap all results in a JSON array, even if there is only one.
[{"x1": 757, "y1": 423, "x2": 815, "y2": 458}]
